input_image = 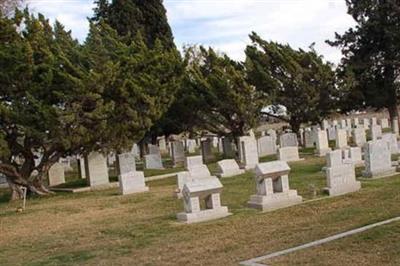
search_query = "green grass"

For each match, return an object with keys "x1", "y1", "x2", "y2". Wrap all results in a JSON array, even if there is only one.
[{"x1": 1, "y1": 154, "x2": 400, "y2": 265}]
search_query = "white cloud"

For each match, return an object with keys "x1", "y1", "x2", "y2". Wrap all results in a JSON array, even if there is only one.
[{"x1": 25, "y1": 0, "x2": 355, "y2": 64}]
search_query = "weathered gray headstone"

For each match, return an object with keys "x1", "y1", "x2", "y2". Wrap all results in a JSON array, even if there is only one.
[
  {"x1": 352, "y1": 127, "x2": 366, "y2": 147},
  {"x1": 382, "y1": 133, "x2": 399, "y2": 155},
  {"x1": 325, "y1": 151, "x2": 361, "y2": 196},
  {"x1": 238, "y1": 136, "x2": 259, "y2": 169},
  {"x1": 279, "y1": 133, "x2": 298, "y2": 148},
  {"x1": 335, "y1": 129, "x2": 348, "y2": 149},
  {"x1": 222, "y1": 137, "x2": 235, "y2": 158},
  {"x1": 171, "y1": 141, "x2": 185, "y2": 166},
  {"x1": 370, "y1": 125, "x2": 382, "y2": 141},
  {"x1": 216, "y1": 159, "x2": 245, "y2": 178},
  {"x1": 117, "y1": 152, "x2": 148, "y2": 195},
  {"x1": 363, "y1": 140, "x2": 396, "y2": 178},
  {"x1": 144, "y1": 154, "x2": 163, "y2": 169},
  {"x1": 85, "y1": 152, "x2": 109, "y2": 187},
  {"x1": 201, "y1": 139, "x2": 215, "y2": 163},
  {"x1": 257, "y1": 136, "x2": 277, "y2": 157},
  {"x1": 278, "y1": 147, "x2": 301, "y2": 162},
  {"x1": 315, "y1": 129, "x2": 331, "y2": 157},
  {"x1": 48, "y1": 162, "x2": 65, "y2": 187}
]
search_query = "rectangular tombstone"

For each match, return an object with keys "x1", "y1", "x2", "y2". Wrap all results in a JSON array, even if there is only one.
[
  {"x1": 77, "y1": 157, "x2": 86, "y2": 179},
  {"x1": 171, "y1": 141, "x2": 185, "y2": 166},
  {"x1": 117, "y1": 152, "x2": 148, "y2": 195},
  {"x1": 363, "y1": 140, "x2": 396, "y2": 178},
  {"x1": 201, "y1": 139, "x2": 215, "y2": 163},
  {"x1": 177, "y1": 178, "x2": 230, "y2": 224},
  {"x1": 327, "y1": 127, "x2": 337, "y2": 141},
  {"x1": 371, "y1": 125, "x2": 382, "y2": 141},
  {"x1": 48, "y1": 162, "x2": 65, "y2": 187},
  {"x1": 216, "y1": 159, "x2": 245, "y2": 178},
  {"x1": 325, "y1": 151, "x2": 361, "y2": 196},
  {"x1": 248, "y1": 161, "x2": 302, "y2": 211},
  {"x1": 315, "y1": 129, "x2": 331, "y2": 157},
  {"x1": 379, "y1": 118, "x2": 389, "y2": 129},
  {"x1": 304, "y1": 129, "x2": 315, "y2": 148},
  {"x1": 352, "y1": 128, "x2": 366, "y2": 147},
  {"x1": 148, "y1": 144, "x2": 160, "y2": 155},
  {"x1": 392, "y1": 117, "x2": 399, "y2": 136},
  {"x1": 279, "y1": 133, "x2": 298, "y2": 148},
  {"x1": 278, "y1": 147, "x2": 302, "y2": 162},
  {"x1": 186, "y1": 139, "x2": 197, "y2": 154},
  {"x1": 85, "y1": 152, "x2": 109, "y2": 187},
  {"x1": 335, "y1": 129, "x2": 348, "y2": 149},
  {"x1": 363, "y1": 118, "x2": 370, "y2": 129},
  {"x1": 257, "y1": 136, "x2": 277, "y2": 157},
  {"x1": 327, "y1": 149, "x2": 343, "y2": 167},
  {"x1": 267, "y1": 129, "x2": 277, "y2": 143},
  {"x1": 382, "y1": 133, "x2": 399, "y2": 155},
  {"x1": 184, "y1": 156, "x2": 212, "y2": 179},
  {"x1": 157, "y1": 136, "x2": 167, "y2": 154},
  {"x1": 144, "y1": 154, "x2": 163, "y2": 169},
  {"x1": 222, "y1": 137, "x2": 235, "y2": 158},
  {"x1": 238, "y1": 136, "x2": 259, "y2": 170},
  {"x1": 343, "y1": 147, "x2": 363, "y2": 166}
]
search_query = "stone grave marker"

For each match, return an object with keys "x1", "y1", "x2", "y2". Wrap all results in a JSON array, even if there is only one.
[
  {"x1": 363, "y1": 140, "x2": 396, "y2": 178},
  {"x1": 382, "y1": 133, "x2": 399, "y2": 155},
  {"x1": 315, "y1": 129, "x2": 331, "y2": 157},
  {"x1": 278, "y1": 147, "x2": 302, "y2": 162},
  {"x1": 257, "y1": 136, "x2": 277, "y2": 157},
  {"x1": 144, "y1": 153, "x2": 163, "y2": 169},
  {"x1": 177, "y1": 178, "x2": 231, "y2": 224},
  {"x1": 171, "y1": 141, "x2": 185, "y2": 166},
  {"x1": 238, "y1": 136, "x2": 259, "y2": 169},
  {"x1": 352, "y1": 127, "x2": 366, "y2": 147},
  {"x1": 379, "y1": 118, "x2": 389, "y2": 129},
  {"x1": 248, "y1": 161, "x2": 302, "y2": 211},
  {"x1": 85, "y1": 152, "x2": 109, "y2": 187},
  {"x1": 48, "y1": 162, "x2": 65, "y2": 187},
  {"x1": 335, "y1": 129, "x2": 348, "y2": 149},
  {"x1": 201, "y1": 139, "x2": 215, "y2": 163},
  {"x1": 117, "y1": 152, "x2": 148, "y2": 195},
  {"x1": 216, "y1": 159, "x2": 245, "y2": 178},
  {"x1": 279, "y1": 133, "x2": 298, "y2": 148},
  {"x1": 325, "y1": 151, "x2": 361, "y2": 196},
  {"x1": 370, "y1": 125, "x2": 382, "y2": 141}
]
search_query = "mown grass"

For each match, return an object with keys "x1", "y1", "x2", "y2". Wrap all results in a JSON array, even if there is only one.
[{"x1": 1, "y1": 152, "x2": 400, "y2": 265}]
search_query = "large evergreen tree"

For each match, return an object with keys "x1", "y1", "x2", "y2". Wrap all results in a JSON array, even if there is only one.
[
  {"x1": 328, "y1": 0, "x2": 400, "y2": 120},
  {"x1": 246, "y1": 32, "x2": 337, "y2": 133},
  {"x1": 0, "y1": 10, "x2": 182, "y2": 200},
  {"x1": 91, "y1": 0, "x2": 175, "y2": 49}
]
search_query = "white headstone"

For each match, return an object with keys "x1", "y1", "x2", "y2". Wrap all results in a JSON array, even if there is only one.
[
  {"x1": 279, "y1": 133, "x2": 298, "y2": 148},
  {"x1": 144, "y1": 154, "x2": 163, "y2": 169},
  {"x1": 352, "y1": 127, "x2": 366, "y2": 147},
  {"x1": 257, "y1": 136, "x2": 277, "y2": 157},
  {"x1": 370, "y1": 125, "x2": 382, "y2": 141},
  {"x1": 381, "y1": 133, "x2": 399, "y2": 155},
  {"x1": 85, "y1": 152, "x2": 109, "y2": 187},
  {"x1": 315, "y1": 129, "x2": 331, "y2": 157},
  {"x1": 278, "y1": 147, "x2": 301, "y2": 162},
  {"x1": 48, "y1": 163, "x2": 65, "y2": 187},
  {"x1": 238, "y1": 136, "x2": 259, "y2": 170},
  {"x1": 216, "y1": 159, "x2": 245, "y2": 178},
  {"x1": 363, "y1": 140, "x2": 396, "y2": 178},
  {"x1": 117, "y1": 152, "x2": 148, "y2": 195},
  {"x1": 379, "y1": 118, "x2": 389, "y2": 129},
  {"x1": 335, "y1": 129, "x2": 348, "y2": 149},
  {"x1": 248, "y1": 161, "x2": 302, "y2": 211}
]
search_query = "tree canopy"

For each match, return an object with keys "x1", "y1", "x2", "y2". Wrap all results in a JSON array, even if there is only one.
[
  {"x1": 0, "y1": 10, "x2": 182, "y2": 200},
  {"x1": 246, "y1": 32, "x2": 337, "y2": 133},
  {"x1": 328, "y1": 0, "x2": 400, "y2": 119}
]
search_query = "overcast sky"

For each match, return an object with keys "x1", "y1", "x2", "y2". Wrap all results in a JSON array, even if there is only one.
[{"x1": 27, "y1": 0, "x2": 355, "y2": 64}]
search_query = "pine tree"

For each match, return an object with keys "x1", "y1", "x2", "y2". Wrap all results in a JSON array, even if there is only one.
[
  {"x1": 328, "y1": 0, "x2": 400, "y2": 121},
  {"x1": 246, "y1": 32, "x2": 337, "y2": 133}
]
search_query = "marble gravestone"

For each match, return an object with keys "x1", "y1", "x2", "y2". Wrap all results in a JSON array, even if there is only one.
[
  {"x1": 77, "y1": 157, "x2": 86, "y2": 179},
  {"x1": 257, "y1": 136, "x2": 277, "y2": 157},
  {"x1": 327, "y1": 127, "x2": 337, "y2": 141},
  {"x1": 216, "y1": 159, "x2": 245, "y2": 178},
  {"x1": 248, "y1": 161, "x2": 302, "y2": 211},
  {"x1": 343, "y1": 147, "x2": 363, "y2": 166},
  {"x1": 177, "y1": 178, "x2": 231, "y2": 224},
  {"x1": 157, "y1": 136, "x2": 167, "y2": 154},
  {"x1": 171, "y1": 141, "x2": 185, "y2": 166},
  {"x1": 363, "y1": 140, "x2": 396, "y2": 178},
  {"x1": 201, "y1": 139, "x2": 215, "y2": 164},
  {"x1": 186, "y1": 139, "x2": 197, "y2": 154},
  {"x1": 304, "y1": 129, "x2": 315, "y2": 148},
  {"x1": 370, "y1": 125, "x2": 382, "y2": 141},
  {"x1": 379, "y1": 118, "x2": 389, "y2": 129},
  {"x1": 335, "y1": 129, "x2": 348, "y2": 149},
  {"x1": 315, "y1": 129, "x2": 331, "y2": 157},
  {"x1": 352, "y1": 127, "x2": 366, "y2": 147},
  {"x1": 177, "y1": 156, "x2": 214, "y2": 198},
  {"x1": 144, "y1": 153, "x2": 163, "y2": 169},
  {"x1": 278, "y1": 147, "x2": 302, "y2": 162},
  {"x1": 117, "y1": 152, "x2": 148, "y2": 195},
  {"x1": 148, "y1": 144, "x2": 160, "y2": 155},
  {"x1": 48, "y1": 162, "x2": 65, "y2": 187},
  {"x1": 325, "y1": 150, "x2": 361, "y2": 196},
  {"x1": 381, "y1": 133, "x2": 399, "y2": 155},
  {"x1": 85, "y1": 152, "x2": 110, "y2": 188},
  {"x1": 279, "y1": 133, "x2": 298, "y2": 148},
  {"x1": 238, "y1": 136, "x2": 259, "y2": 170}
]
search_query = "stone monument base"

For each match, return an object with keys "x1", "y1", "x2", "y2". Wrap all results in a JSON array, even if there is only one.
[
  {"x1": 362, "y1": 168, "x2": 397, "y2": 179},
  {"x1": 247, "y1": 190, "x2": 302, "y2": 212},
  {"x1": 326, "y1": 181, "x2": 361, "y2": 196},
  {"x1": 176, "y1": 207, "x2": 231, "y2": 224},
  {"x1": 219, "y1": 169, "x2": 245, "y2": 178}
]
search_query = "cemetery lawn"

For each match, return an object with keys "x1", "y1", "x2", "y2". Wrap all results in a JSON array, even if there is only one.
[{"x1": 1, "y1": 156, "x2": 400, "y2": 265}]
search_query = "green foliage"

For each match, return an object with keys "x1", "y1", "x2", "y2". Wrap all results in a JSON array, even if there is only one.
[
  {"x1": 91, "y1": 0, "x2": 175, "y2": 49},
  {"x1": 172, "y1": 46, "x2": 265, "y2": 138},
  {"x1": 328, "y1": 0, "x2": 400, "y2": 118},
  {"x1": 0, "y1": 10, "x2": 182, "y2": 196},
  {"x1": 246, "y1": 32, "x2": 337, "y2": 132}
]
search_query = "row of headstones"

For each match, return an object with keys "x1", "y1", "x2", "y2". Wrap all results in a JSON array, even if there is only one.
[{"x1": 178, "y1": 135, "x2": 399, "y2": 224}]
